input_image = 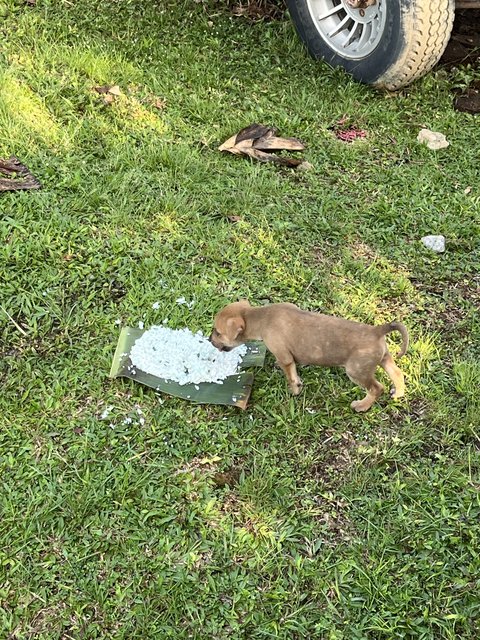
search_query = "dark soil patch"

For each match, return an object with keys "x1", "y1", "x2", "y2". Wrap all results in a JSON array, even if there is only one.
[
  {"x1": 311, "y1": 494, "x2": 356, "y2": 544},
  {"x1": 204, "y1": 0, "x2": 285, "y2": 21},
  {"x1": 226, "y1": 0, "x2": 286, "y2": 21},
  {"x1": 388, "y1": 397, "x2": 430, "y2": 428},
  {"x1": 212, "y1": 465, "x2": 243, "y2": 487},
  {"x1": 440, "y1": 10, "x2": 480, "y2": 69},
  {"x1": 309, "y1": 430, "x2": 357, "y2": 489},
  {"x1": 409, "y1": 274, "x2": 479, "y2": 336},
  {"x1": 454, "y1": 80, "x2": 480, "y2": 113}
]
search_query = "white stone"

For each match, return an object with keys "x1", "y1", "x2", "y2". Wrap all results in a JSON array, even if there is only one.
[
  {"x1": 421, "y1": 235, "x2": 446, "y2": 253},
  {"x1": 417, "y1": 129, "x2": 449, "y2": 150}
]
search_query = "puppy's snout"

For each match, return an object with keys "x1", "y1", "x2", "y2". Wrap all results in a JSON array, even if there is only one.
[
  {"x1": 209, "y1": 332, "x2": 224, "y2": 351},
  {"x1": 209, "y1": 332, "x2": 233, "y2": 352}
]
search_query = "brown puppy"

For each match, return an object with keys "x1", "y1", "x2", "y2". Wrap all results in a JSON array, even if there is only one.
[{"x1": 210, "y1": 300, "x2": 408, "y2": 412}]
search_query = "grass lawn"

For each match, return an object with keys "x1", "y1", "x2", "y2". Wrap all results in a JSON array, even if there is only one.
[{"x1": 1, "y1": 0, "x2": 480, "y2": 637}]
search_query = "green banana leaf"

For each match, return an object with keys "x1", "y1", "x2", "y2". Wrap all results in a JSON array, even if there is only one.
[{"x1": 109, "y1": 327, "x2": 266, "y2": 410}]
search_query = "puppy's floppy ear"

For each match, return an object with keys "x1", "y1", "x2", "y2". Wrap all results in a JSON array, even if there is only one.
[{"x1": 226, "y1": 316, "x2": 245, "y2": 339}]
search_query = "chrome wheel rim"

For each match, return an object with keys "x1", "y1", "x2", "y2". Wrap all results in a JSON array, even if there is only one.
[{"x1": 306, "y1": 0, "x2": 387, "y2": 59}]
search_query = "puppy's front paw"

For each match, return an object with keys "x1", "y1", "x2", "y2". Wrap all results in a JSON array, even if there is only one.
[
  {"x1": 290, "y1": 378, "x2": 303, "y2": 396},
  {"x1": 390, "y1": 386, "x2": 405, "y2": 399}
]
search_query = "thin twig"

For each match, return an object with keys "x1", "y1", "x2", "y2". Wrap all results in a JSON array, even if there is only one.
[{"x1": 0, "y1": 305, "x2": 28, "y2": 336}]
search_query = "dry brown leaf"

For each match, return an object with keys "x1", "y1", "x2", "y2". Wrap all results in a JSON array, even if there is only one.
[
  {"x1": 218, "y1": 134, "x2": 238, "y2": 152},
  {"x1": 108, "y1": 85, "x2": 121, "y2": 96},
  {"x1": 234, "y1": 138, "x2": 255, "y2": 151},
  {"x1": 242, "y1": 147, "x2": 304, "y2": 167},
  {"x1": 0, "y1": 156, "x2": 41, "y2": 192},
  {"x1": 236, "y1": 123, "x2": 275, "y2": 143},
  {"x1": 219, "y1": 123, "x2": 307, "y2": 168},
  {"x1": 253, "y1": 136, "x2": 305, "y2": 152}
]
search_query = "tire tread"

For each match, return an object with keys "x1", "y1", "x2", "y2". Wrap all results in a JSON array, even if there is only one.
[{"x1": 375, "y1": 0, "x2": 455, "y2": 89}]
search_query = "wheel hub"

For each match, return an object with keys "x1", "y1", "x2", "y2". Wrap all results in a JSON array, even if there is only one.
[
  {"x1": 306, "y1": 0, "x2": 387, "y2": 60},
  {"x1": 344, "y1": 0, "x2": 377, "y2": 9},
  {"x1": 343, "y1": 1, "x2": 379, "y2": 24}
]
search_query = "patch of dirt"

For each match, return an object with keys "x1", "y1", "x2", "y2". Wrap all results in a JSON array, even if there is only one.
[
  {"x1": 388, "y1": 397, "x2": 430, "y2": 428},
  {"x1": 454, "y1": 80, "x2": 480, "y2": 113},
  {"x1": 348, "y1": 240, "x2": 378, "y2": 263},
  {"x1": 311, "y1": 494, "x2": 356, "y2": 545},
  {"x1": 440, "y1": 10, "x2": 480, "y2": 69},
  {"x1": 220, "y1": 492, "x2": 242, "y2": 516},
  {"x1": 455, "y1": 276, "x2": 480, "y2": 304},
  {"x1": 212, "y1": 466, "x2": 243, "y2": 487},
  {"x1": 409, "y1": 274, "x2": 479, "y2": 336},
  {"x1": 225, "y1": 0, "x2": 285, "y2": 21},
  {"x1": 175, "y1": 455, "x2": 222, "y2": 476},
  {"x1": 311, "y1": 245, "x2": 338, "y2": 271},
  {"x1": 18, "y1": 603, "x2": 67, "y2": 638},
  {"x1": 309, "y1": 431, "x2": 357, "y2": 489},
  {"x1": 176, "y1": 455, "x2": 245, "y2": 489}
]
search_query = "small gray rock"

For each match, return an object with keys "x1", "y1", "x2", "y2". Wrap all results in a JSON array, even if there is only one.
[{"x1": 421, "y1": 235, "x2": 445, "y2": 253}]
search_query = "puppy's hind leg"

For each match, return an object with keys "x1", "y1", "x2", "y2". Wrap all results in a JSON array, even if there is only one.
[
  {"x1": 380, "y1": 352, "x2": 405, "y2": 399},
  {"x1": 345, "y1": 362, "x2": 384, "y2": 412}
]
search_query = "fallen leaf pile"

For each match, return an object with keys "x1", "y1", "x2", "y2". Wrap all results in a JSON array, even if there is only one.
[
  {"x1": 0, "y1": 156, "x2": 41, "y2": 193},
  {"x1": 219, "y1": 123, "x2": 309, "y2": 168}
]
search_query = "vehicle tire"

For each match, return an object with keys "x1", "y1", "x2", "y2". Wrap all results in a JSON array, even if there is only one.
[{"x1": 285, "y1": 0, "x2": 455, "y2": 90}]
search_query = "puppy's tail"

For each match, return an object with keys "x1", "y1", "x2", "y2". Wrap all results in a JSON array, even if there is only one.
[{"x1": 378, "y1": 322, "x2": 409, "y2": 358}]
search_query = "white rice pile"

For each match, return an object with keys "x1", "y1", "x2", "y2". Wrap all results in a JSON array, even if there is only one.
[{"x1": 129, "y1": 326, "x2": 247, "y2": 385}]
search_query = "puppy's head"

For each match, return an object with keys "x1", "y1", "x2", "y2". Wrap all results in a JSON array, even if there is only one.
[{"x1": 210, "y1": 300, "x2": 251, "y2": 351}]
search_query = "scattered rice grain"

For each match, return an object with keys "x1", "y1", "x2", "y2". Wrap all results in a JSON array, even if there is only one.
[{"x1": 100, "y1": 405, "x2": 113, "y2": 420}]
